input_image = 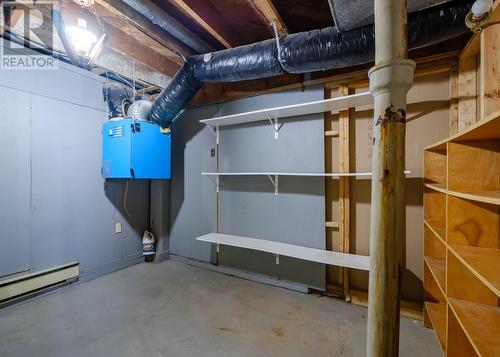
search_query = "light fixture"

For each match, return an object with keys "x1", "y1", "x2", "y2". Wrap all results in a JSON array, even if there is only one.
[
  {"x1": 65, "y1": 18, "x2": 97, "y2": 57},
  {"x1": 466, "y1": 0, "x2": 493, "y2": 33}
]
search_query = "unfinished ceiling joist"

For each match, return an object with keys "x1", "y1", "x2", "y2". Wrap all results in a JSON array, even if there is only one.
[
  {"x1": 95, "y1": 0, "x2": 192, "y2": 59},
  {"x1": 249, "y1": 0, "x2": 288, "y2": 34},
  {"x1": 169, "y1": 0, "x2": 232, "y2": 48}
]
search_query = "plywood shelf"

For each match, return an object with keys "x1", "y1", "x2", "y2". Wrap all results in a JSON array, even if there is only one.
[
  {"x1": 449, "y1": 245, "x2": 500, "y2": 297},
  {"x1": 425, "y1": 110, "x2": 500, "y2": 151},
  {"x1": 448, "y1": 190, "x2": 500, "y2": 206},
  {"x1": 424, "y1": 183, "x2": 447, "y2": 194},
  {"x1": 424, "y1": 256, "x2": 446, "y2": 296},
  {"x1": 424, "y1": 183, "x2": 500, "y2": 205},
  {"x1": 424, "y1": 219, "x2": 446, "y2": 244},
  {"x1": 425, "y1": 302, "x2": 447, "y2": 353},
  {"x1": 425, "y1": 12, "x2": 500, "y2": 354},
  {"x1": 449, "y1": 298, "x2": 500, "y2": 357}
]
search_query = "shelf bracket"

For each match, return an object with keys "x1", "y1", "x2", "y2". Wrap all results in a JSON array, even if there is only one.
[
  {"x1": 267, "y1": 117, "x2": 283, "y2": 139},
  {"x1": 207, "y1": 125, "x2": 219, "y2": 144},
  {"x1": 267, "y1": 174, "x2": 279, "y2": 195},
  {"x1": 216, "y1": 175, "x2": 220, "y2": 193}
]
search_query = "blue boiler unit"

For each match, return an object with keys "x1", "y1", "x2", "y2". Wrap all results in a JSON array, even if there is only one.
[{"x1": 102, "y1": 118, "x2": 171, "y2": 179}]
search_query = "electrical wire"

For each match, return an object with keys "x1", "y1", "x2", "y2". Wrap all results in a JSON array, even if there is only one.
[{"x1": 124, "y1": 179, "x2": 138, "y2": 230}]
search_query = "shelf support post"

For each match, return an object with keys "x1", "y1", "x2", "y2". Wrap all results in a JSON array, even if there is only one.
[{"x1": 367, "y1": 0, "x2": 415, "y2": 356}]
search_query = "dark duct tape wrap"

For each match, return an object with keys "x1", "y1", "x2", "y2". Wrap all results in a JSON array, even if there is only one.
[
  {"x1": 103, "y1": 83, "x2": 134, "y2": 119},
  {"x1": 150, "y1": 59, "x2": 203, "y2": 126},
  {"x1": 407, "y1": 2, "x2": 470, "y2": 49},
  {"x1": 192, "y1": 39, "x2": 283, "y2": 82},
  {"x1": 150, "y1": 1, "x2": 471, "y2": 128},
  {"x1": 279, "y1": 26, "x2": 375, "y2": 73}
]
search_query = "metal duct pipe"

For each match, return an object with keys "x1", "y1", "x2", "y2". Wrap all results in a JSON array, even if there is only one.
[
  {"x1": 121, "y1": 0, "x2": 213, "y2": 54},
  {"x1": 51, "y1": 7, "x2": 80, "y2": 67},
  {"x1": 151, "y1": 1, "x2": 471, "y2": 128}
]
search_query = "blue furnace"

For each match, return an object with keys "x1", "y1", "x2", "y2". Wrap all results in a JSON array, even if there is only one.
[{"x1": 102, "y1": 118, "x2": 171, "y2": 179}]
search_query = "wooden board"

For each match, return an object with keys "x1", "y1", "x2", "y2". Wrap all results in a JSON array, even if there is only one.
[
  {"x1": 450, "y1": 65, "x2": 459, "y2": 135},
  {"x1": 447, "y1": 140, "x2": 500, "y2": 192},
  {"x1": 447, "y1": 303, "x2": 479, "y2": 357},
  {"x1": 426, "y1": 110, "x2": 500, "y2": 151},
  {"x1": 338, "y1": 84, "x2": 350, "y2": 298},
  {"x1": 447, "y1": 250, "x2": 499, "y2": 305},
  {"x1": 480, "y1": 23, "x2": 500, "y2": 119},
  {"x1": 447, "y1": 195, "x2": 500, "y2": 249},
  {"x1": 425, "y1": 302, "x2": 447, "y2": 353},
  {"x1": 424, "y1": 256, "x2": 446, "y2": 295},
  {"x1": 423, "y1": 150, "x2": 447, "y2": 185},
  {"x1": 196, "y1": 233, "x2": 370, "y2": 270},
  {"x1": 448, "y1": 189, "x2": 500, "y2": 206},
  {"x1": 424, "y1": 220, "x2": 446, "y2": 245},
  {"x1": 424, "y1": 225, "x2": 446, "y2": 259},
  {"x1": 449, "y1": 245, "x2": 500, "y2": 297},
  {"x1": 449, "y1": 298, "x2": 500, "y2": 357},
  {"x1": 459, "y1": 56, "x2": 478, "y2": 131}
]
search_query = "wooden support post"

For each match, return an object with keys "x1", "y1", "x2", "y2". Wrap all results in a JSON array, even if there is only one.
[
  {"x1": 338, "y1": 84, "x2": 351, "y2": 301},
  {"x1": 449, "y1": 65, "x2": 459, "y2": 135},
  {"x1": 458, "y1": 56, "x2": 478, "y2": 130},
  {"x1": 480, "y1": 23, "x2": 500, "y2": 119},
  {"x1": 367, "y1": 0, "x2": 415, "y2": 355}
]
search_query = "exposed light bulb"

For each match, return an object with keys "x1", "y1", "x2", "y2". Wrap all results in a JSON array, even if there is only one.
[
  {"x1": 66, "y1": 17, "x2": 97, "y2": 56},
  {"x1": 471, "y1": 0, "x2": 493, "y2": 17}
]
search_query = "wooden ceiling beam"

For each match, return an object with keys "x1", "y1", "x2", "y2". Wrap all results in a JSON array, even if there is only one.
[
  {"x1": 169, "y1": 0, "x2": 232, "y2": 48},
  {"x1": 102, "y1": 21, "x2": 179, "y2": 77},
  {"x1": 249, "y1": 0, "x2": 288, "y2": 35},
  {"x1": 95, "y1": 0, "x2": 192, "y2": 59}
]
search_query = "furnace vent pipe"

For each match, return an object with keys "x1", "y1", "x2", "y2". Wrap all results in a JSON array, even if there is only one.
[{"x1": 151, "y1": 1, "x2": 471, "y2": 128}]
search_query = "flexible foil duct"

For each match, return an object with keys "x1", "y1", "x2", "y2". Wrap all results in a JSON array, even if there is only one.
[
  {"x1": 192, "y1": 39, "x2": 283, "y2": 82},
  {"x1": 103, "y1": 83, "x2": 134, "y2": 119},
  {"x1": 150, "y1": 60, "x2": 203, "y2": 125},
  {"x1": 151, "y1": 1, "x2": 471, "y2": 128}
]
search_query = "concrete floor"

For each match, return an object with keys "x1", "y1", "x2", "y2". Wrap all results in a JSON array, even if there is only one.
[{"x1": 0, "y1": 260, "x2": 441, "y2": 357}]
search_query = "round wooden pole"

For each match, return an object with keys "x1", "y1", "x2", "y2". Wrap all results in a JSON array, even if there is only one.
[{"x1": 367, "y1": 0, "x2": 415, "y2": 356}]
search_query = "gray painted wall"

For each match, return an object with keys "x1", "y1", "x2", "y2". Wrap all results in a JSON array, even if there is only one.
[
  {"x1": 169, "y1": 86, "x2": 326, "y2": 290},
  {"x1": 0, "y1": 42, "x2": 149, "y2": 279}
]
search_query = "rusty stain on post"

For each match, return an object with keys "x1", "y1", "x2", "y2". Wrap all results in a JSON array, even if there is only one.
[{"x1": 367, "y1": 0, "x2": 415, "y2": 356}]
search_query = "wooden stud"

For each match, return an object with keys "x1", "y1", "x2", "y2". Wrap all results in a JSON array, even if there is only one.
[
  {"x1": 338, "y1": 84, "x2": 350, "y2": 301},
  {"x1": 449, "y1": 65, "x2": 459, "y2": 135},
  {"x1": 249, "y1": 0, "x2": 288, "y2": 35},
  {"x1": 169, "y1": 0, "x2": 232, "y2": 48},
  {"x1": 458, "y1": 56, "x2": 478, "y2": 131},
  {"x1": 95, "y1": 0, "x2": 192, "y2": 59},
  {"x1": 325, "y1": 88, "x2": 339, "y2": 291},
  {"x1": 480, "y1": 23, "x2": 500, "y2": 119}
]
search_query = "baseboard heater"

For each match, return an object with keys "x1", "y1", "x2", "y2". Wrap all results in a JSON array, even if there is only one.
[{"x1": 0, "y1": 262, "x2": 79, "y2": 304}]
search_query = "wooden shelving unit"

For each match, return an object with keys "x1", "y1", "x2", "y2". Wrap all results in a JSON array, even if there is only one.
[{"x1": 423, "y1": 111, "x2": 500, "y2": 356}]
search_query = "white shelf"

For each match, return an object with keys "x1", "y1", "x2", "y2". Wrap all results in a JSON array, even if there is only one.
[
  {"x1": 199, "y1": 92, "x2": 372, "y2": 127},
  {"x1": 196, "y1": 233, "x2": 370, "y2": 271},
  {"x1": 202, "y1": 171, "x2": 411, "y2": 177}
]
